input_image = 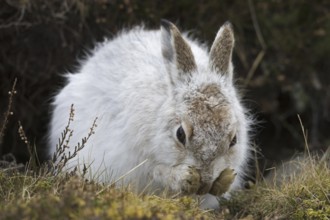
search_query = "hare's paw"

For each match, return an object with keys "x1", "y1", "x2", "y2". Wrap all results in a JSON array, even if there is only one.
[
  {"x1": 209, "y1": 167, "x2": 236, "y2": 196},
  {"x1": 180, "y1": 166, "x2": 201, "y2": 194}
]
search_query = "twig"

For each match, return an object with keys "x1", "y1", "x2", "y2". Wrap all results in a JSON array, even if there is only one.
[
  {"x1": 245, "y1": 50, "x2": 265, "y2": 86},
  {"x1": 245, "y1": 0, "x2": 267, "y2": 87},
  {"x1": 51, "y1": 104, "x2": 98, "y2": 176},
  {"x1": 248, "y1": 0, "x2": 266, "y2": 49},
  {"x1": 0, "y1": 78, "x2": 17, "y2": 145},
  {"x1": 51, "y1": 104, "x2": 75, "y2": 163},
  {"x1": 18, "y1": 121, "x2": 32, "y2": 156}
]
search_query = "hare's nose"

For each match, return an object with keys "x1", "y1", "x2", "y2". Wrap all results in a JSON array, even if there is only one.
[{"x1": 196, "y1": 182, "x2": 211, "y2": 195}]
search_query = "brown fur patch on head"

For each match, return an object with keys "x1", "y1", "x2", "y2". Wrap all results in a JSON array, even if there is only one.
[
  {"x1": 189, "y1": 84, "x2": 231, "y2": 131},
  {"x1": 184, "y1": 83, "x2": 234, "y2": 162}
]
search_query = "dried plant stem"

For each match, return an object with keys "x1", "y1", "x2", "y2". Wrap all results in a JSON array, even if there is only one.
[
  {"x1": 0, "y1": 78, "x2": 17, "y2": 145},
  {"x1": 18, "y1": 121, "x2": 39, "y2": 169},
  {"x1": 245, "y1": 0, "x2": 267, "y2": 87},
  {"x1": 51, "y1": 104, "x2": 98, "y2": 176},
  {"x1": 51, "y1": 104, "x2": 75, "y2": 164},
  {"x1": 248, "y1": 0, "x2": 266, "y2": 49},
  {"x1": 245, "y1": 50, "x2": 265, "y2": 86},
  {"x1": 18, "y1": 121, "x2": 32, "y2": 156}
]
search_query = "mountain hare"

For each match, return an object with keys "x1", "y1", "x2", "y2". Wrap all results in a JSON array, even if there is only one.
[{"x1": 49, "y1": 20, "x2": 251, "y2": 206}]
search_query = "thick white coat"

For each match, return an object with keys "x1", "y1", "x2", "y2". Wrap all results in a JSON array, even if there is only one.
[{"x1": 49, "y1": 22, "x2": 250, "y2": 207}]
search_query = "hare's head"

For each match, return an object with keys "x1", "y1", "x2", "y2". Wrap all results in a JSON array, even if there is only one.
[{"x1": 161, "y1": 20, "x2": 249, "y2": 194}]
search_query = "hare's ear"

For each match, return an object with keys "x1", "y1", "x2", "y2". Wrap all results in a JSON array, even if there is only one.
[
  {"x1": 209, "y1": 22, "x2": 235, "y2": 81},
  {"x1": 160, "y1": 19, "x2": 197, "y2": 82}
]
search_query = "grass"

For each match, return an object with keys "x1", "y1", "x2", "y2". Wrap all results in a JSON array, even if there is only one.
[
  {"x1": 0, "y1": 150, "x2": 329, "y2": 220},
  {"x1": 222, "y1": 155, "x2": 330, "y2": 219}
]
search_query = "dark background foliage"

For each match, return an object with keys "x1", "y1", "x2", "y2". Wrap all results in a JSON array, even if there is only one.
[{"x1": 1, "y1": 0, "x2": 329, "y2": 176}]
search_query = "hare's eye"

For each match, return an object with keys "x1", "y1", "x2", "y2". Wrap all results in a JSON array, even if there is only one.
[
  {"x1": 229, "y1": 135, "x2": 237, "y2": 147},
  {"x1": 176, "y1": 126, "x2": 186, "y2": 145}
]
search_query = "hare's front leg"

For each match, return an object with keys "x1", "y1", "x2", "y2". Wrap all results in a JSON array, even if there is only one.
[
  {"x1": 153, "y1": 164, "x2": 201, "y2": 194},
  {"x1": 209, "y1": 168, "x2": 236, "y2": 196}
]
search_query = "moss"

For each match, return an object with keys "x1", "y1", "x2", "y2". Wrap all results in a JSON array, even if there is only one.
[
  {"x1": 0, "y1": 172, "x2": 213, "y2": 219},
  {"x1": 294, "y1": 199, "x2": 330, "y2": 220}
]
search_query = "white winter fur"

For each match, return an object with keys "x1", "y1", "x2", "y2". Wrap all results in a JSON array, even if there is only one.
[{"x1": 49, "y1": 21, "x2": 251, "y2": 206}]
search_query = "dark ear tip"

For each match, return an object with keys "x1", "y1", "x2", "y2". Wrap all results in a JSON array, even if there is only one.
[{"x1": 160, "y1": 19, "x2": 172, "y2": 31}]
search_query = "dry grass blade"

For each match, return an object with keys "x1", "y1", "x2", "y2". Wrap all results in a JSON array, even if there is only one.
[
  {"x1": 297, "y1": 114, "x2": 311, "y2": 158},
  {"x1": 96, "y1": 159, "x2": 148, "y2": 196},
  {"x1": 320, "y1": 146, "x2": 330, "y2": 165}
]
